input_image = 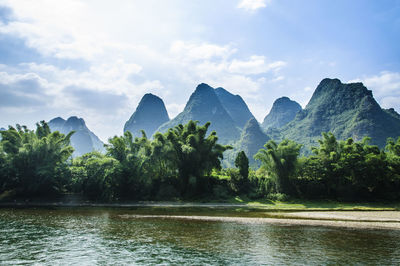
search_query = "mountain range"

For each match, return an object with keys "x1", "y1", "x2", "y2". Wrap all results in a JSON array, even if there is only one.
[{"x1": 5, "y1": 78, "x2": 398, "y2": 163}]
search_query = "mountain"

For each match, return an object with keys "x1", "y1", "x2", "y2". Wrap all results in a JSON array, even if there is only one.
[
  {"x1": 124, "y1": 93, "x2": 169, "y2": 138},
  {"x1": 157, "y1": 83, "x2": 240, "y2": 144},
  {"x1": 279, "y1": 78, "x2": 400, "y2": 149},
  {"x1": 262, "y1": 97, "x2": 302, "y2": 130},
  {"x1": 233, "y1": 118, "x2": 270, "y2": 168},
  {"x1": 384, "y1": 108, "x2": 400, "y2": 120},
  {"x1": 48, "y1": 116, "x2": 104, "y2": 156},
  {"x1": 214, "y1": 87, "x2": 255, "y2": 128}
]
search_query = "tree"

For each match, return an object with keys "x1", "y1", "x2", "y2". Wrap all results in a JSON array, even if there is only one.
[
  {"x1": 166, "y1": 120, "x2": 231, "y2": 196},
  {"x1": 254, "y1": 139, "x2": 302, "y2": 194},
  {"x1": 105, "y1": 130, "x2": 149, "y2": 200},
  {"x1": 0, "y1": 121, "x2": 74, "y2": 196},
  {"x1": 71, "y1": 152, "x2": 118, "y2": 201},
  {"x1": 231, "y1": 151, "x2": 250, "y2": 194},
  {"x1": 235, "y1": 151, "x2": 249, "y2": 179}
]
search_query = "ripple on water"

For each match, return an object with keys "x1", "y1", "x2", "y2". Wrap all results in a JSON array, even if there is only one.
[{"x1": 1, "y1": 208, "x2": 400, "y2": 265}]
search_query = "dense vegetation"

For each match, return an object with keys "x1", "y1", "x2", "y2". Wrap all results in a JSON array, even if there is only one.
[
  {"x1": 1, "y1": 120, "x2": 400, "y2": 202},
  {"x1": 278, "y1": 78, "x2": 400, "y2": 151}
]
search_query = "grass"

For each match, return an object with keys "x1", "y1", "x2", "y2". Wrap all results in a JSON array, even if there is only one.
[
  {"x1": 1, "y1": 190, "x2": 399, "y2": 211},
  {"x1": 227, "y1": 196, "x2": 400, "y2": 211}
]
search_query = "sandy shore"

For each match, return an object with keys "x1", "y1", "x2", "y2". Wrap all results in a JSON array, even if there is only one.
[{"x1": 119, "y1": 211, "x2": 400, "y2": 230}]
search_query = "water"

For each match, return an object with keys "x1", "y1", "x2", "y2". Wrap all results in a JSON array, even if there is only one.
[{"x1": 1, "y1": 207, "x2": 400, "y2": 265}]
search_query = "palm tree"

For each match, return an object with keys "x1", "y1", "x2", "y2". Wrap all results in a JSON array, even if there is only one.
[{"x1": 254, "y1": 139, "x2": 301, "y2": 194}]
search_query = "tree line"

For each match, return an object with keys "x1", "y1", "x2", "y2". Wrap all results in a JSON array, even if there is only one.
[{"x1": 0, "y1": 120, "x2": 399, "y2": 201}]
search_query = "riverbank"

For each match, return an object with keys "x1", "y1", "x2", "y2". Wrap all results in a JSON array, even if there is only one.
[
  {"x1": 122, "y1": 212, "x2": 400, "y2": 230},
  {"x1": 2, "y1": 199, "x2": 400, "y2": 230},
  {"x1": 1, "y1": 197, "x2": 399, "y2": 211}
]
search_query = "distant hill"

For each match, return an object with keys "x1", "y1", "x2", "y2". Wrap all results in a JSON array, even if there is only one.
[
  {"x1": 279, "y1": 78, "x2": 400, "y2": 149},
  {"x1": 231, "y1": 118, "x2": 270, "y2": 168},
  {"x1": 124, "y1": 93, "x2": 169, "y2": 138},
  {"x1": 262, "y1": 96, "x2": 301, "y2": 130},
  {"x1": 157, "y1": 83, "x2": 240, "y2": 144},
  {"x1": 215, "y1": 87, "x2": 255, "y2": 128},
  {"x1": 48, "y1": 116, "x2": 104, "y2": 156}
]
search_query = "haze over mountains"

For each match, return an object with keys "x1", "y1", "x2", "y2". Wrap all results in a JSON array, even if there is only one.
[
  {"x1": 9, "y1": 78, "x2": 398, "y2": 161},
  {"x1": 48, "y1": 116, "x2": 104, "y2": 157},
  {"x1": 124, "y1": 93, "x2": 169, "y2": 138},
  {"x1": 229, "y1": 118, "x2": 270, "y2": 167},
  {"x1": 262, "y1": 97, "x2": 302, "y2": 130},
  {"x1": 157, "y1": 83, "x2": 242, "y2": 144},
  {"x1": 214, "y1": 87, "x2": 255, "y2": 128}
]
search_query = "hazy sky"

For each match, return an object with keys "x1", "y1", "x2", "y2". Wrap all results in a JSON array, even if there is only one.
[{"x1": 0, "y1": 0, "x2": 399, "y2": 141}]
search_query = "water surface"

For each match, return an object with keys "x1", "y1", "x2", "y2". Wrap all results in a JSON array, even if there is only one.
[{"x1": 1, "y1": 207, "x2": 400, "y2": 265}]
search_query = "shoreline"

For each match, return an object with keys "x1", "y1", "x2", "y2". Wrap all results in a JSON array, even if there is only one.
[
  {"x1": 120, "y1": 212, "x2": 400, "y2": 230},
  {"x1": 1, "y1": 201, "x2": 400, "y2": 230},
  {"x1": 0, "y1": 200, "x2": 399, "y2": 211},
  {"x1": 0, "y1": 201, "x2": 398, "y2": 211}
]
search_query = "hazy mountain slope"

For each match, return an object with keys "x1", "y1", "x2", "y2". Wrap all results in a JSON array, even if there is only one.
[
  {"x1": 233, "y1": 118, "x2": 270, "y2": 168},
  {"x1": 49, "y1": 116, "x2": 104, "y2": 156},
  {"x1": 262, "y1": 96, "x2": 302, "y2": 130},
  {"x1": 124, "y1": 93, "x2": 169, "y2": 138},
  {"x1": 157, "y1": 83, "x2": 240, "y2": 144},
  {"x1": 215, "y1": 87, "x2": 255, "y2": 128}
]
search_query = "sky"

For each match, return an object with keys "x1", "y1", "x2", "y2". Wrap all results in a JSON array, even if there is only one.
[{"x1": 0, "y1": 0, "x2": 399, "y2": 141}]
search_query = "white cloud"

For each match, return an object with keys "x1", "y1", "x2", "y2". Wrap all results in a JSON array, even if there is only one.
[
  {"x1": 166, "y1": 103, "x2": 186, "y2": 119},
  {"x1": 237, "y1": 0, "x2": 270, "y2": 11},
  {"x1": 229, "y1": 56, "x2": 286, "y2": 75},
  {"x1": 0, "y1": 0, "x2": 287, "y2": 138},
  {"x1": 170, "y1": 41, "x2": 237, "y2": 61}
]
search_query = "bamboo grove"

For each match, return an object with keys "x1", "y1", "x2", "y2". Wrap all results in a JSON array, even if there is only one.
[{"x1": 1, "y1": 120, "x2": 400, "y2": 201}]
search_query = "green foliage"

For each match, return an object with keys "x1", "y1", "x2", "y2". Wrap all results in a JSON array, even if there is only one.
[
  {"x1": 296, "y1": 133, "x2": 398, "y2": 200},
  {"x1": 166, "y1": 120, "x2": 232, "y2": 196},
  {"x1": 267, "y1": 193, "x2": 289, "y2": 202},
  {"x1": 0, "y1": 121, "x2": 74, "y2": 196},
  {"x1": 254, "y1": 139, "x2": 302, "y2": 194},
  {"x1": 235, "y1": 151, "x2": 249, "y2": 179},
  {"x1": 1, "y1": 119, "x2": 399, "y2": 203},
  {"x1": 71, "y1": 152, "x2": 117, "y2": 201},
  {"x1": 278, "y1": 79, "x2": 400, "y2": 152}
]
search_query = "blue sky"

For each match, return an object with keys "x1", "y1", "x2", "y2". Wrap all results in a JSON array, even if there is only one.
[{"x1": 0, "y1": 0, "x2": 399, "y2": 140}]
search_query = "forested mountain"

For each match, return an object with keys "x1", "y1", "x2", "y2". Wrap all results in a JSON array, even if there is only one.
[
  {"x1": 279, "y1": 78, "x2": 400, "y2": 149},
  {"x1": 230, "y1": 118, "x2": 270, "y2": 168},
  {"x1": 124, "y1": 93, "x2": 169, "y2": 138},
  {"x1": 215, "y1": 87, "x2": 255, "y2": 128},
  {"x1": 262, "y1": 96, "x2": 302, "y2": 130},
  {"x1": 48, "y1": 116, "x2": 104, "y2": 156},
  {"x1": 157, "y1": 83, "x2": 240, "y2": 144}
]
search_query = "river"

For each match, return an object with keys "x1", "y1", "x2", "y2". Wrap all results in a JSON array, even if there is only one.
[{"x1": 1, "y1": 207, "x2": 400, "y2": 265}]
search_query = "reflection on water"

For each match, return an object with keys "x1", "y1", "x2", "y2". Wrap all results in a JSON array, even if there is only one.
[{"x1": 1, "y1": 207, "x2": 400, "y2": 265}]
